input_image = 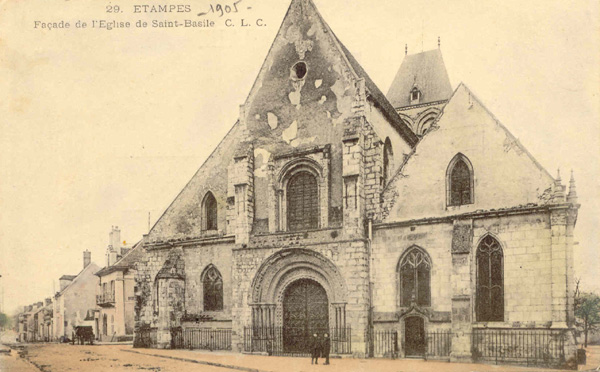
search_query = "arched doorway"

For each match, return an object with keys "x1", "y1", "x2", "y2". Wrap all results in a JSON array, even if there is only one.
[
  {"x1": 283, "y1": 279, "x2": 329, "y2": 353},
  {"x1": 404, "y1": 316, "x2": 425, "y2": 357}
]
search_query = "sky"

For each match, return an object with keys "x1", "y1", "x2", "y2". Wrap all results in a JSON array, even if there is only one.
[{"x1": 0, "y1": 0, "x2": 598, "y2": 315}]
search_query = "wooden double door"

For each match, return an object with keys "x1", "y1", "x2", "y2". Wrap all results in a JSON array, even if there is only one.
[{"x1": 282, "y1": 279, "x2": 329, "y2": 353}]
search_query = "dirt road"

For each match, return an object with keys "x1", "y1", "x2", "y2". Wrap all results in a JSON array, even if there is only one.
[{"x1": 4, "y1": 343, "x2": 599, "y2": 372}]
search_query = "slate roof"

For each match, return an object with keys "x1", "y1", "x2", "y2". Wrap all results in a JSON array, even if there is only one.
[
  {"x1": 386, "y1": 49, "x2": 453, "y2": 109},
  {"x1": 95, "y1": 240, "x2": 143, "y2": 277}
]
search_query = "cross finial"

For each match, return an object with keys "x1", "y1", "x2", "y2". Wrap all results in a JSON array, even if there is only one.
[
  {"x1": 438, "y1": 36, "x2": 441, "y2": 49},
  {"x1": 405, "y1": 44, "x2": 408, "y2": 56}
]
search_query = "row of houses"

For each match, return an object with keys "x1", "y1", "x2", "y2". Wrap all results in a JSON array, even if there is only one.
[{"x1": 16, "y1": 226, "x2": 142, "y2": 343}]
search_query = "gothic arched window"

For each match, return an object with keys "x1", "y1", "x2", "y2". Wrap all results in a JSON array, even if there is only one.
[
  {"x1": 398, "y1": 247, "x2": 431, "y2": 307},
  {"x1": 447, "y1": 154, "x2": 474, "y2": 206},
  {"x1": 287, "y1": 171, "x2": 319, "y2": 231},
  {"x1": 203, "y1": 192, "x2": 218, "y2": 231},
  {"x1": 203, "y1": 266, "x2": 223, "y2": 311},
  {"x1": 476, "y1": 235, "x2": 504, "y2": 322},
  {"x1": 382, "y1": 138, "x2": 393, "y2": 187}
]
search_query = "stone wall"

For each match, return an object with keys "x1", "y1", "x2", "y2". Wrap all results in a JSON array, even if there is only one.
[
  {"x1": 372, "y1": 211, "x2": 556, "y2": 327},
  {"x1": 230, "y1": 236, "x2": 370, "y2": 356}
]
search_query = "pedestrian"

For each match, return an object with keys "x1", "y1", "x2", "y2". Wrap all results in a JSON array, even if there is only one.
[
  {"x1": 310, "y1": 333, "x2": 320, "y2": 364},
  {"x1": 322, "y1": 333, "x2": 331, "y2": 365}
]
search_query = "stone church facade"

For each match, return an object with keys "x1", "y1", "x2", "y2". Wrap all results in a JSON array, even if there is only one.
[{"x1": 133, "y1": 0, "x2": 580, "y2": 366}]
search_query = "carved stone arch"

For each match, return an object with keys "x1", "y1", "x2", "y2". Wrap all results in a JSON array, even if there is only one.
[
  {"x1": 276, "y1": 158, "x2": 326, "y2": 231},
  {"x1": 249, "y1": 248, "x2": 348, "y2": 331},
  {"x1": 415, "y1": 108, "x2": 441, "y2": 136},
  {"x1": 446, "y1": 153, "x2": 475, "y2": 206},
  {"x1": 277, "y1": 157, "x2": 324, "y2": 186},
  {"x1": 398, "y1": 113, "x2": 415, "y2": 133},
  {"x1": 250, "y1": 248, "x2": 347, "y2": 304}
]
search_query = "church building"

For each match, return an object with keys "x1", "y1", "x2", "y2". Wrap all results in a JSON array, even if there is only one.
[{"x1": 133, "y1": 0, "x2": 580, "y2": 367}]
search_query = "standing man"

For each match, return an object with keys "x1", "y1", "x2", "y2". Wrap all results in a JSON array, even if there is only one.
[
  {"x1": 310, "y1": 333, "x2": 320, "y2": 364},
  {"x1": 322, "y1": 333, "x2": 331, "y2": 365}
]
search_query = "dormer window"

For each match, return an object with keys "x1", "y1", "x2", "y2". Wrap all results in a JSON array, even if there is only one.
[{"x1": 410, "y1": 87, "x2": 421, "y2": 104}]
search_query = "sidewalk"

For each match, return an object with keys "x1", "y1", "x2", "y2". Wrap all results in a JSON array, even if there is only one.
[{"x1": 121, "y1": 345, "x2": 600, "y2": 372}]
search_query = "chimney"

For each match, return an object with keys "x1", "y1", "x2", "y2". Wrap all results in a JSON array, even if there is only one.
[
  {"x1": 83, "y1": 250, "x2": 91, "y2": 269},
  {"x1": 109, "y1": 226, "x2": 121, "y2": 250},
  {"x1": 45, "y1": 298, "x2": 52, "y2": 306},
  {"x1": 108, "y1": 250, "x2": 118, "y2": 266}
]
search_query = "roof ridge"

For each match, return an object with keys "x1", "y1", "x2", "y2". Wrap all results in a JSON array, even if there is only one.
[{"x1": 455, "y1": 82, "x2": 554, "y2": 182}]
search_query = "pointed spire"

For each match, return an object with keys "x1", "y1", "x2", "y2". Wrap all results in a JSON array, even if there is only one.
[
  {"x1": 552, "y1": 168, "x2": 565, "y2": 203},
  {"x1": 438, "y1": 36, "x2": 441, "y2": 49},
  {"x1": 567, "y1": 170, "x2": 578, "y2": 204},
  {"x1": 405, "y1": 44, "x2": 408, "y2": 56}
]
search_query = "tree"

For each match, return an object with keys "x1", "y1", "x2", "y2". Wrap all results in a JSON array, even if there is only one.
[
  {"x1": 575, "y1": 291, "x2": 600, "y2": 347},
  {"x1": 0, "y1": 312, "x2": 10, "y2": 330}
]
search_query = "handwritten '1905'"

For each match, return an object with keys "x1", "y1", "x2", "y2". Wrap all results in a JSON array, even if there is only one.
[{"x1": 198, "y1": 0, "x2": 246, "y2": 17}]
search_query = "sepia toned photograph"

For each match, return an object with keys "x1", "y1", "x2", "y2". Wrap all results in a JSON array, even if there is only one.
[{"x1": 1, "y1": 0, "x2": 599, "y2": 371}]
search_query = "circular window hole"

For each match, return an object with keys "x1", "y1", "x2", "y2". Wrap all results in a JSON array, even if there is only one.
[{"x1": 291, "y1": 61, "x2": 307, "y2": 80}]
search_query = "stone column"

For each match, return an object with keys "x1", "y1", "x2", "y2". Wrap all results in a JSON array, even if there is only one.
[
  {"x1": 228, "y1": 143, "x2": 254, "y2": 245},
  {"x1": 450, "y1": 219, "x2": 473, "y2": 362}
]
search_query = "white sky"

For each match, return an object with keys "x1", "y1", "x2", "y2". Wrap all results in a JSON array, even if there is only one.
[{"x1": 1, "y1": 0, "x2": 599, "y2": 314}]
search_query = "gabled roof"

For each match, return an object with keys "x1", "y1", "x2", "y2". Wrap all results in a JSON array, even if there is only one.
[
  {"x1": 243, "y1": 0, "x2": 418, "y2": 147},
  {"x1": 387, "y1": 49, "x2": 453, "y2": 109},
  {"x1": 95, "y1": 240, "x2": 143, "y2": 277},
  {"x1": 55, "y1": 262, "x2": 100, "y2": 297}
]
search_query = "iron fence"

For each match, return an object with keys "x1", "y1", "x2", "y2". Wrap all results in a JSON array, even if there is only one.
[
  {"x1": 133, "y1": 327, "x2": 157, "y2": 348},
  {"x1": 171, "y1": 327, "x2": 232, "y2": 350},
  {"x1": 472, "y1": 328, "x2": 566, "y2": 367},
  {"x1": 243, "y1": 326, "x2": 352, "y2": 356},
  {"x1": 426, "y1": 330, "x2": 452, "y2": 358},
  {"x1": 369, "y1": 330, "x2": 451, "y2": 359},
  {"x1": 370, "y1": 330, "x2": 399, "y2": 358}
]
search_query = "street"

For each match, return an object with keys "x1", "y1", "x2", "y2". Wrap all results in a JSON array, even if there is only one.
[{"x1": 1, "y1": 344, "x2": 599, "y2": 372}]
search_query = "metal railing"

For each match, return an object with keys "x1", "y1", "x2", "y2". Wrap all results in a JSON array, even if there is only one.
[
  {"x1": 171, "y1": 327, "x2": 232, "y2": 350},
  {"x1": 472, "y1": 328, "x2": 566, "y2": 367},
  {"x1": 426, "y1": 330, "x2": 452, "y2": 358},
  {"x1": 243, "y1": 326, "x2": 352, "y2": 356},
  {"x1": 369, "y1": 330, "x2": 451, "y2": 359},
  {"x1": 96, "y1": 292, "x2": 115, "y2": 305}
]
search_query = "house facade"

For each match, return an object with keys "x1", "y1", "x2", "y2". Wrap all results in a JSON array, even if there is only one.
[
  {"x1": 52, "y1": 251, "x2": 100, "y2": 341},
  {"x1": 133, "y1": 0, "x2": 579, "y2": 367},
  {"x1": 95, "y1": 227, "x2": 141, "y2": 342}
]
